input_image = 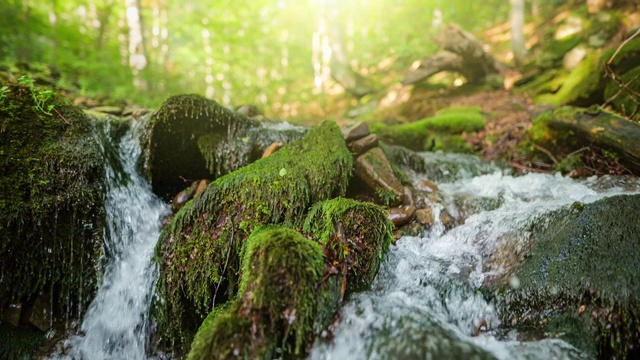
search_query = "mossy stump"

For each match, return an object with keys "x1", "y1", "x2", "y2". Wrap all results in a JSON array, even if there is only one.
[{"x1": 154, "y1": 121, "x2": 353, "y2": 349}]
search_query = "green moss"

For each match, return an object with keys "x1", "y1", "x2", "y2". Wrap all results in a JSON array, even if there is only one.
[
  {"x1": 555, "y1": 154, "x2": 584, "y2": 174},
  {"x1": 188, "y1": 226, "x2": 325, "y2": 359},
  {"x1": 143, "y1": 94, "x2": 257, "y2": 198},
  {"x1": 494, "y1": 194, "x2": 640, "y2": 359},
  {"x1": 0, "y1": 84, "x2": 105, "y2": 319},
  {"x1": 154, "y1": 120, "x2": 352, "y2": 348},
  {"x1": 371, "y1": 108, "x2": 485, "y2": 151},
  {"x1": 0, "y1": 324, "x2": 47, "y2": 360},
  {"x1": 536, "y1": 52, "x2": 603, "y2": 106},
  {"x1": 187, "y1": 306, "x2": 253, "y2": 360},
  {"x1": 535, "y1": 37, "x2": 640, "y2": 107},
  {"x1": 535, "y1": 35, "x2": 582, "y2": 69},
  {"x1": 303, "y1": 197, "x2": 393, "y2": 289}
]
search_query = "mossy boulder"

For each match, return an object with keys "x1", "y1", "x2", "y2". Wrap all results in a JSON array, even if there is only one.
[
  {"x1": 534, "y1": 37, "x2": 640, "y2": 108},
  {"x1": 0, "y1": 84, "x2": 105, "y2": 328},
  {"x1": 370, "y1": 106, "x2": 485, "y2": 152},
  {"x1": 303, "y1": 197, "x2": 393, "y2": 291},
  {"x1": 188, "y1": 197, "x2": 393, "y2": 359},
  {"x1": 143, "y1": 94, "x2": 306, "y2": 199},
  {"x1": 490, "y1": 194, "x2": 640, "y2": 359},
  {"x1": 154, "y1": 121, "x2": 352, "y2": 348},
  {"x1": 188, "y1": 226, "x2": 324, "y2": 360},
  {"x1": 527, "y1": 106, "x2": 640, "y2": 172}
]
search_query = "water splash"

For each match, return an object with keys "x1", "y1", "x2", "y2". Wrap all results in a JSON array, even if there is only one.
[
  {"x1": 311, "y1": 169, "x2": 640, "y2": 360},
  {"x1": 51, "y1": 120, "x2": 169, "y2": 360}
]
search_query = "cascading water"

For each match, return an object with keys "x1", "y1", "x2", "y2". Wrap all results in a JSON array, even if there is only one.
[
  {"x1": 51, "y1": 120, "x2": 169, "y2": 360},
  {"x1": 310, "y1": 154, "x2": 640, "y2": 360}
]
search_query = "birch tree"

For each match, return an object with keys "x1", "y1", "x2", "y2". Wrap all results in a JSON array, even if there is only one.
[{"x1": 124, "y1": 0, "x2": 148, "y2": 90}]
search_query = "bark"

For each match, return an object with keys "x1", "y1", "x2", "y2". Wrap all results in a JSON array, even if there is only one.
[
  {"x1": 537, "y1": 108, "x2": 640, "y2": 172},
  {"x1": 403, "y1": 24, "x2": 502, "y2": 85},
  {"x1": 510, "y1": 0, "x2": 527, "y2": 67}
]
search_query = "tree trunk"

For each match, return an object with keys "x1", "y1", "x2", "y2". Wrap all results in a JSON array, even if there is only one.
[
  {"x1": 124, "y1": 0, "x2": 148, "y2": 91},
  {"x1": 510, "y1": 0, "x2": 527, "y2": 67}
]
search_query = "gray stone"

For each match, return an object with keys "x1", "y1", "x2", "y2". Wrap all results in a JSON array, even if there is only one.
[
  {"x1": 348, "y1": 134, "x2": 378, "y2": 155},
  {"x1": 342, "y1": 121, "x2": 370, "y2": 142}
]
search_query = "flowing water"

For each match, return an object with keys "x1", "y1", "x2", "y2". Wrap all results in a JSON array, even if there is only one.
[
  {"x1": 310, "y1": 154, "x2": 640, "y2": 360},
  {"x1": 48, "y1": 132, "x2": 640, "y2": 360},
  {"x1": 51, "y1": 121, "x2": 169, "y2": 360}
]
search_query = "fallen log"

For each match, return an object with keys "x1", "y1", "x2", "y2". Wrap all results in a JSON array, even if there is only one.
[{"x1": 403, "y1": 24, "x2": 502, "y2": 85}]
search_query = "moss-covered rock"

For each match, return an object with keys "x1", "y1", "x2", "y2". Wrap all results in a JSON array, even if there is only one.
[
  {"x1": 370, "y1": 106, "x2": 485, "y2": 151},
  {"x1": 535, "y1": 51, "x2": 603, "y2": 106},
  {"x1": 490, "y1": 194, "x2": 640, "y2": 359},
  {"x1": 188, "y1": 226, "x2": 325, "y2": 360},
  {"x1": 303, "y1": 198, "x2": 393, "y2": 291},
  {"x1": 188, "y1": 197, "x2": 393, "y2": 359},
  {"x1": 154, "y1": 120, "x2": 352, "y2": 348},
  {"x1": 534, "y1": 37, "x2": 640, "y2": 107},
  {"x1": 0, "y1": 84, "x2": 104, "y2": 325},
  {"x1": 143, "y1": 94, "x2": 307, "y2": 200}
]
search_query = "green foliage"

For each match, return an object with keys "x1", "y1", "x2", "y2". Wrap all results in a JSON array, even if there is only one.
[
  {"x1": 18, "y1": 75, "x2": 54, "y2": 115},
  {"x1": 0, "y1": 0, "x2": 511, "y2": 114}
]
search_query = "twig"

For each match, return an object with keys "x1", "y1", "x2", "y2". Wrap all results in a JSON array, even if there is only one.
[
  {"x1": 532, "y1": 143, "x2": 558, "y2": 164},
  {"x1": 603, "y1": 28, "x2": 640, "y2": 108},
  {"x1": 52, "y1": 107, "x2": 70, "y2": 125},
  {"x1": 511, "y1": 162, "x2": 551, "y2": 173}
]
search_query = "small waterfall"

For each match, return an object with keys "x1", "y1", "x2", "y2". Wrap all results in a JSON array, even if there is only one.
[
  {"x1": 310, "y1": 169, "x2": 640, "y2": 360},
  {"x1": 52, "y1": 120, "x2": 169, "y2": 360}
]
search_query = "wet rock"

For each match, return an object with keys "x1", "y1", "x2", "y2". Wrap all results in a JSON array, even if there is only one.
[
  {"x1": 144, "y1": 94, "x2": 258, "y2": 200},
  {"x1": 1, "y1": 84, "x2": 104, "y2": 328},
  {"x1": 415, "y1": 208, "x2": 434, "y2": 225},
  {"x1": 388, "y1": 206, "x2": 416, "y2": 227},
  {"x1": 236, "y1": 104, "x2": 261, "y2": 118},
  {"x1": 490, "y1": 194, "x2": 640, "y2": 359},
  {"x1": 194, "y1": 179, "x2": 208, "y2": 198},
  {"x1": 348, "y1": 134, "x2": 378, "y2": 155},
  {"x1": 365, "y1": 311, "x2": 496, "y2": 360},
  {"x1": 25, "y1": 294, "x2": 51, "y2": 331},
  {"x1": 342, "y1": 121, "x2": 370, "y2": 142},
  {"x1": 417, "y1": 179, "x2": 439, "y2": 193},
  {"x1": 172, "y1": 181, "x2": 198, "y2": 213},
  {"x1": 354, "y1": 148, "x2": 404, "y2": 207},
  {"x1": 2, "y1": 303, "x2": 22, "y2": 327},
  {"x1": 89, "y1": 105, "x2": 122, "y2": 115},
  {"x1": 402, "y1": 186, "x2": 414, "y2": 206},
  {"x1": 261, "y1": 141, "x2": 284, "y2": 158}
]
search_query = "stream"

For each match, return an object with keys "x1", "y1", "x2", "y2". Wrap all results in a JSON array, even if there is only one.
[
  {"x1": 50, "y1": 129, "x2": 639, "y2": 359},
  {"x1": 309, "y1": 154, "x2": 640, "y2": 360},
  {"x1": 51, "y1": 121, "x2": 169, "y2": 360}
]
